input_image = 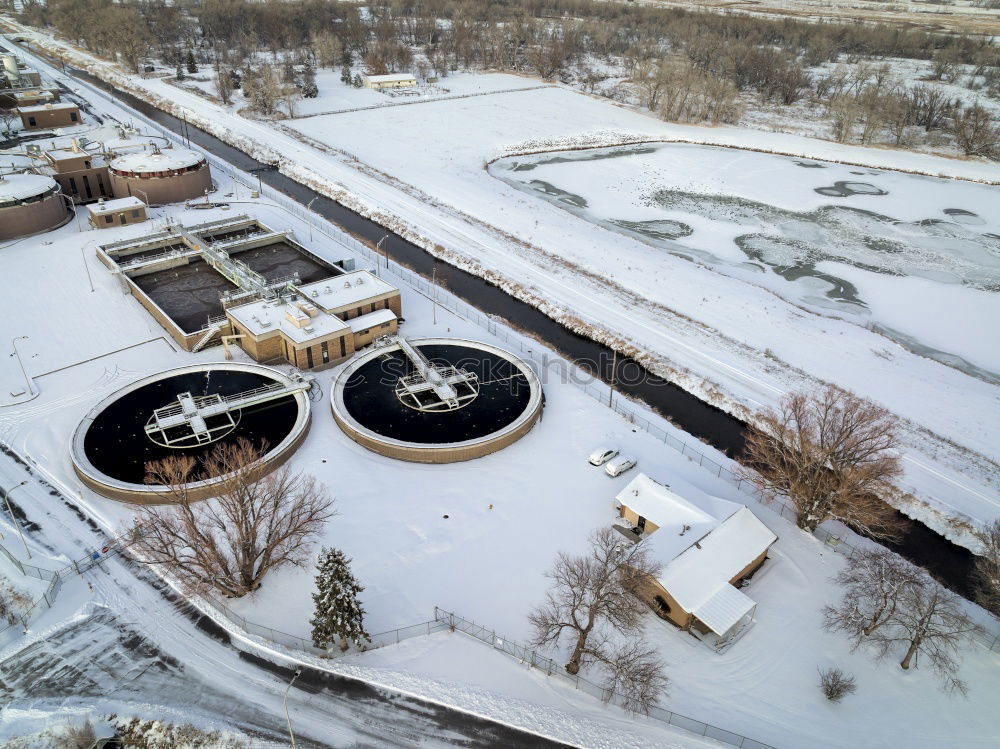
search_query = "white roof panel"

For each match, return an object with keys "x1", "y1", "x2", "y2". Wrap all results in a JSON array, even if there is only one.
[
  {"x1": 297, "y1": 271, "x2": 396, "y2": 311},
  {"x1": 693, "y1": 584, "x2": 756, "y2": 636},
  {"x1": 656, "y1": 506, "x2": 777, "y2": 613},
  {"x1": 348, "y1": 308, "x2": 396, "y2": 332}
]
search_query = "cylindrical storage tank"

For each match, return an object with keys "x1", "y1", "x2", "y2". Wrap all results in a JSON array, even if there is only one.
[
  {"x1": 109, "y1": 148, "x2": 212, "y2": 205},
  {"x1": 0, "y1": 174, "x2": 68, "y2": 240}
]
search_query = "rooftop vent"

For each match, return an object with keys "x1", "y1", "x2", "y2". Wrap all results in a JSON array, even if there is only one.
[
  {"x1": 355, "y1": 277, "x2": 364, "y2": 285},
  {"x1": 343, "y1": 281, "x2": 351, "y2": 288}
]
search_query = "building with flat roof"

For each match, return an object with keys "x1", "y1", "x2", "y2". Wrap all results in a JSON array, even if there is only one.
[
  {"x1": 18, "y1": 102, "x2": 81, "y2": 130},
  {"x1": 363, "y1": 73, "x2": 417, "y2": 89},
  {"x1": 226, "y1": 271, "x2": 401, "y2": 370},
  {"x1": 87, "y1": 196, "x2": 147, "y2": 229}
]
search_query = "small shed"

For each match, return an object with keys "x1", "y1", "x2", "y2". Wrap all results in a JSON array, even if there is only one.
[
  {"x1": 87, "y1": 196, "x2": 147, "y2": 229},
  {"x1": 363, "y1": 73, "x2": 416, "y2": 90},
  {"x1": 18, "y1": 102, "x2": 81, "y2": 130}
]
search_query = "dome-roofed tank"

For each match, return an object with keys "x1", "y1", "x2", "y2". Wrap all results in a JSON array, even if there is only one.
[
  {"x1": 108, "y1": 146, "x2": 212, "y2": 205},
  {"x1": 0, "y1": 173, "x2": 68, "y2": 240}
]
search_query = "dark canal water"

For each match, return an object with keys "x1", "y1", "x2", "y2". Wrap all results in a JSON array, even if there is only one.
[{"x1": 63, "y1": 65, "x2": 978, "y2": 596}]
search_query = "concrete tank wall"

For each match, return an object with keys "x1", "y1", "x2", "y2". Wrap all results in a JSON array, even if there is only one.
[
  {"x1": 0, "y1": 191, "x2": 67, "y2": 240},
  {"x1": 110, "y1": 161, "x2": 213, "y2": 205}
]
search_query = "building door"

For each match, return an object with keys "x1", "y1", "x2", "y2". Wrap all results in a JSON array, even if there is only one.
[
  {"x1": 321, "y1": 341, "x2": 329, "y2": 364},
  {"x1": 119, "y1": 213, "x2": 126, "y2": 225},
  {"x1": 637, "y1": 516, "x2": 646, "y2": 532}
]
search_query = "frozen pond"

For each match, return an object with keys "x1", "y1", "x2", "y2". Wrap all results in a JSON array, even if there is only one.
[{"x1": 490, "y1": 143, "x2": 1000, "y2": 381}]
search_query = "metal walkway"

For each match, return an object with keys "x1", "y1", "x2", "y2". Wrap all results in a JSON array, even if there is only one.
[
  {"x1": 144, "y1": 378, "x2": 312, "y2": 448},
  {"x1": 393, "y1": 337, "x2": 478, "y2": 412}
]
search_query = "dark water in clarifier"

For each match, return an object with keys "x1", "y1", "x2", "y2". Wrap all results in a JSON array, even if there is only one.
[
  {"x1": 83, "y1": 370, "x2": 298, "y2": 484},
  {"x1": 342, "y1": 344, "x2": 532, "y2": 444}
]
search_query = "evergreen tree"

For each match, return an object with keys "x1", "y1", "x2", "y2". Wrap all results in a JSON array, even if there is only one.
[
  {"x1": 302, "y1": 63, "x2": 318, "y2": 99},
  {"x1": 352, "y1": 73, "x2": 363, "y2": 88},
  {"x1": 310, "y1": 547, "x2": 370, "y2": 651},
  {"x1": 340, "y1": 63, "x2": 351, "y2": 85},
  {"x1": 185, "y1": 50, "x2": 197, "y2": 74},
  {"x1": 175, "y1": 62, "x2": 185, "y2": 81}
]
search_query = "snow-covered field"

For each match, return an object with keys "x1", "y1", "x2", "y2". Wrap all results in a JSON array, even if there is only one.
[{"x1": 490, "y1": 143, "x2": 1000, "y2": 378}]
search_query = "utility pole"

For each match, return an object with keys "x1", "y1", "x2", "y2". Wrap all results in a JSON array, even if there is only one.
[
  {"x1": 375, "y1": 233, "x2": 388, "y2": 277},
  {"x1": 11, "y1": 336, "x2": 32, "y2": 396},
  {"x1": 284, "y1": 667, "x2": 302, "y2": 749},
  {"x1": 432, "y1": 267, "x2": 437, "y2": 325},
  {"x1": 2, "y1": 481, "x2": 31, "y2": 558},
  {"x1": 608, "y1": 349, "x2": 617, "y2": 408}
]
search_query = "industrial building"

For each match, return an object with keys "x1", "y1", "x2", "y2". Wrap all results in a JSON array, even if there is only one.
[
  {"x1": 0, "y1": 172, "x2": 69, "y2": 240},
  {"x1": 18, "y1": 101, "x2": 81, "y2": 130},
  {"x1": 97, "y1": 214, "x2": 401, "y2": 366},
  {"x1": 87, "y1": 196, "x2": 147, "y2": 229}
]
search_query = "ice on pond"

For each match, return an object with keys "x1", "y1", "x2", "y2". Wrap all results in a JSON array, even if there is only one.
[{"x1": 489, "y1": 142, "x2": 1000, "y2": 379}]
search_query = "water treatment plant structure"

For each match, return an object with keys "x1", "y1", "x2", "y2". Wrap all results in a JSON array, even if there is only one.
[
  {"x1": 332, "y1": 336, "x2": 543, "y2": 463},
  {"x1": 70, "y1": 362, "x2": 314, "y2": 503},
  {"x1": 0, "y1": 172, "x2": 70, "y2": 240}
]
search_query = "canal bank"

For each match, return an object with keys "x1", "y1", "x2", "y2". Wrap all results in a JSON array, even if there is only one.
[{"x1": 15, "y1": 44, "x2": 978, "y2": 596}]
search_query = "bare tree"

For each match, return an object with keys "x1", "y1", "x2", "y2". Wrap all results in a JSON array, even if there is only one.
[
  {"x1": 951, "y1": 103, "x2": 999, "y2": 159},
  {"x1": 870, "y1": 572, "x2": 979, "y2": 695},
  {"x1": 529, "y1": 527, "x2": 668, "y2": 713},
  {"x1": 823, "y1": 547, "x2": 923, "y2": 646},
  {"x1": 739, "y1": 386, "x2": 902, "y2": 540},
  {"x1": 972, "y1": 519, "x2": 1000, "y2": 616},
  {"x1": 129, "y1": 439, "x2": 335, "y2": 597},
  {"x1": 818, "y1": 667, "x2": 857, "y2": 702},
  {"x1": 215, "y1": 67, "x2": 233, "y2": 105}
]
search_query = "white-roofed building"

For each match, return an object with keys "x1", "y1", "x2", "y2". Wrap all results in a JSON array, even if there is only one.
[
  {"x1": 363, "y1": 73, "x2": 417, "y2": 89},
  {"x1": 615, "y1": 474, "x2": 777, "y2": 651}
]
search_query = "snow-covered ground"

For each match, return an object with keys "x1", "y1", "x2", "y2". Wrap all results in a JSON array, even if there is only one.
[
  {"x1": 4, "y1": 20, "x2": 999, "y2": 546},
  {"x1": 0, "y1": 145, "x2": 996, "y2": 749}
]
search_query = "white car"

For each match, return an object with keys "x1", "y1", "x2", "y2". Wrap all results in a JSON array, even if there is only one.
[
  {"x1": 589, "y1": 446, "x2": 619, "y2": 466},
  {"x1": 605, "y1": 455, "x2": 637, "y2": 477}
]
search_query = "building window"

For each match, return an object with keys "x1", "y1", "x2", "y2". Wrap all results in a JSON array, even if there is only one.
[
  {"x1": 82, "y1": 175, "x2": 92, "y2": 199},
  {"x1": 131, "y1": 209, "x2": 139, "y2": 218},
  {"x1": 321, "y1": 341, "x2": 329, "y2": 363},
  {"x1": 384, "y1": 299, "x2": 390, "y2": 310},
  {"x1": 70, "y1": 111, "x2": 78, "y2": 122},
  {"x1": 339, "y1": 336, "x2": 346, "y2": 357},
  {"x1": 27, "y1": 116, "x2": 36, "y2": 126},
  {"x1": 68, "y1": 177, "x2": 78, "y2": 195},
  {"x1": 104, "y1": 215, "x2": 113, "y2": 224},
  {"x1": 380, "y1": 322, "x2": 391, "y2": 329},
  {"x1": 306, "y1": 347, "x2": 314, "y2": 369},
  {"x1": 356, "y1": 306, "x2": 362, "y2": 317},
  {"x1": 654, "y1": 596, "x2": 671, "y2": 615},
  {"x1": 96, "y1": 173, "x2": 107, "y2": 195}
]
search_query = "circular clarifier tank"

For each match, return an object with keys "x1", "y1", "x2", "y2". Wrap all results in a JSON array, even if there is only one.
[
  {"x1": 331, "y1": 338, "x2": 542, "y2": 463},
  {"x1": 71, "y1": 363, "x2": 311, "y2": 503}
]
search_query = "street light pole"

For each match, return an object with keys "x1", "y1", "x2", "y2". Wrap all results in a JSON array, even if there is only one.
[
  {"x1": 306, "y1": 197, "x2": 317, "y2": 242},
  {"x1": 11, "y1": 336, "x2": 33, "y2": 396},
  {"x1": 2, "y1": 481, "x2": 31, "y2": 558},
  {"x1": 284, "y1": 667, "x2": 302, "y2": 749},
  {"x1": 375, "y1": 233, "x2": 388, "y2": 277}
]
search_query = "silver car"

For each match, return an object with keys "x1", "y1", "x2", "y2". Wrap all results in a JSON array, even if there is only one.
[{"x1": 589, "y1": 446, "x2": 619, "y2": 466}]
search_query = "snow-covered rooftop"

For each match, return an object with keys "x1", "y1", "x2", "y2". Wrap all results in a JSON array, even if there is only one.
[
  {"x1": 656, "y1": 506, "x2": 777, "y2": 616},
  {"x1": 0, "y1": 173, "x2": 57, "y2": 201},
  {"x1": 227, "y1": 294, "x2": 349, "y2": 344},
  {"x1": 109, "y1": 147, "x2": 205, "y2": 172},
  {"x1": 297, "y1": 271, "x2": 396, "y2": 311},
  {"x1": 365, "y1": 73, "x2": 416, "y2": 83},
  {"x1": 618, "y1": 473, "x2": 741, "y2": 562},
  {"x1": 692, "y1": 583, "x2": 756, "y2": 637},
  {"x1": 348, "y1": 308, "x2": 396, "y2": 333},
  {"x1": 17, "y1": 101, "x2": 77, "y2": 113},
  {"x1": 87, "y1": 196, "x2": 145, "y2": 214}
]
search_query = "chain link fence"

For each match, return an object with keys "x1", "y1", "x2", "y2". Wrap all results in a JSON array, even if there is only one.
[
  {"x1": 0, "y1": 541, "x2": 62, "y2": 638},
  {"x1": 434, "y1": 606, "x2": 777, "y2": 749}
]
